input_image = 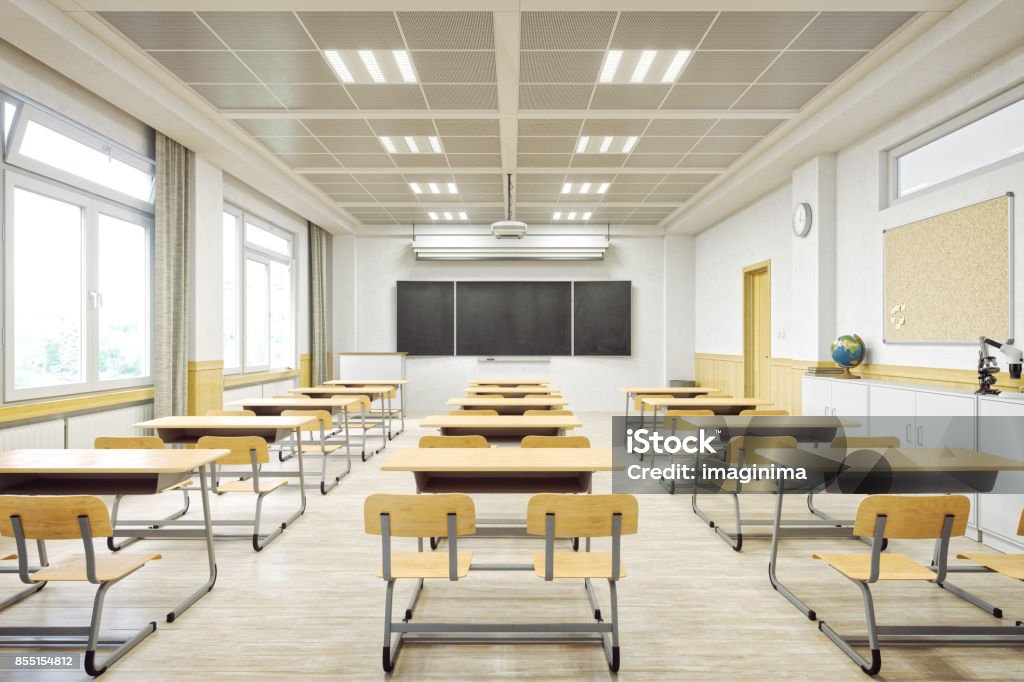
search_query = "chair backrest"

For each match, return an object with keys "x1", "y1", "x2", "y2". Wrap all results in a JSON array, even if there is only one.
[
  {"x1": 664, "y1": 409, "x2": 715, "y2": 417},
  {"x1": 853, "y1": 495, "x2": 970, "y2": 539},
  {"x1": 727, "y1": 436, "x2": 797, "y2": 466},
  {"x1": 0, "y1": 496, "x2": 112, "y2": 540},
  {"x1": 343, "y1": 395, "x2": 372, "y2": 412},
  {"x1": 473, "y1": 385, "x2": 499, "y2": 389},
  {"x1": 526, "y1": 494, "x2": 638, "y2": 538},
  {"x1": 831, "y1": 436, "x2": 901, "y2": 449},
  {"x1": 196, "y1": 435, "x2": 270, "y2": 466},
  {"x1": 363, "y1": 386, "x2": 396, "y2": 399},
  {"x1": 206, "y1": 409, "x2": 255, "y2": 416},
  {"x1": 418, "y1": 435, "x2": 489, "y2": 448},
  {"x1": 714, "y1": 395, "x2": 733, "y2": 399},
  {"x1": 1018, "y1": 507, "x2": 1024, "y2": 536},
  {"x1": 94, "y1": 436, "x2": 164, "y2": 449},
  {"x1": 524, "y1": 409, "x2": 574, "y2": 416},
  {"x1": 635, "y1": 394, "x2": 671, "y2": 410},
  {"x1": 528, "y1": 393, "x2": 562, "y2": 398},
  {"x1": 521, "y1": 435, "x2": 591, "y2": 448},
  {"x1": 275, "y1": 394, "x2": 308, "y2": 399},
  {"x1": 739, "y1": 409, "x2": 789, "y2": 416},
  {"x1": 449, "y1": 409, "x2": 499, "y2": 416},
  {"x1": 364, "y1": 493, "x2": 476, "y2": 537},
  {"x1": 282, "y1": 409, "x2": 332, "y2": 432}
]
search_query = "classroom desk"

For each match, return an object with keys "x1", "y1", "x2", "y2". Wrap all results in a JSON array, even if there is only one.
[
  {"x1": 756, "y1": 446, "x2": 1024, "y2": 628},
  {"x1": 0, "y1": 448, "x2": 226, "y2": 623},
  {"x1": 469, "y1": 379, "x2": 550, "y2": 386},
  {"x1": 616, "y1": 386, "x2": 719, "y2": 424},
  {"x1": 465, "y1": 386, "x2": 561, "y2": 397},
  {"x1": 446, "y1": 397, "x2": 569, "y2": 414},
  {"x1": 290, "y1": 386, "x2": 397, "y2": 444},
  {"x1": 323, "y1": 379, "x2": 408, "y2": 433},
  {"x1": 419, "y1": 414, "x2": 581, "y2": 439},
  {"x1": 639, "y1": 396, "x2": 771, "y2": 424}
]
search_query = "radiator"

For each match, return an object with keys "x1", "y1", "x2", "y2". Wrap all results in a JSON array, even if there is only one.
[
  {"x1": 0, "y1": 419, "x2": 65, "y2": 450},
  {"x1": 66, "y1": 404, "x2": 154, "y2": 449}
]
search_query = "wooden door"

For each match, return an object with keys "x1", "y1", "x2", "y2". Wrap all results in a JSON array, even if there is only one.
[{"x1": 743, "y1": 261, "x2": 771, "y2": 400}]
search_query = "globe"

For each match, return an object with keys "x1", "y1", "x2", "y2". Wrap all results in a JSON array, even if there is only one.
[{"x1": 830, "y1": 334, "x2": 865, "y2": 379}]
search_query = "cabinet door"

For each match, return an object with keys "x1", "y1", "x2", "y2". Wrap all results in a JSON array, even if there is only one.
[
  {"x1": 977, "y1": 398, "x2": 1024, "y2": 552},
  {"x1": 913, "y1": 391, "x2": 976, "y2": 449},
  {"x1": 801, "y1": 378, "x2": 831, "y2": 416},
  {"x1": 868, "y1": 386, "x2": 916, "y2": 446},
  {"x1": 830, "y1": 382, "x2": 868, "y2": 417}
]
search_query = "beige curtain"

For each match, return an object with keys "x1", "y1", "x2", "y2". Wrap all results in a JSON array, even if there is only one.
[
  {"x1": 309, "y1": 222, "x2": 329, "y2": 385},
  {"x1": 153, "y1": 133, "x2": 193, "y2": 416}
]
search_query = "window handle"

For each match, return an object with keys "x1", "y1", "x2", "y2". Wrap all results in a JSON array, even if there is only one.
[{"x1": 89, "y1": 291, "x2": 103, "y2": 308}]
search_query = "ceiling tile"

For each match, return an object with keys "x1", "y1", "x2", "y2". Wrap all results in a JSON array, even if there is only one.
[
  {"x1": 661, "y1": 84, "x2": 746, "y2": 109},
  {"x1": 398, "y1": 11, "x2": 494, "y2": 50},
  {"x1": 518, "y1": 137, "x2": 576, "y2": 154},
  {"x1": 731, "y1": 84, "x2": 825, "y2": 109},
  {"x1": 590, "y1": 85, "x2": 670, "y2": 109},
  {"x1": 192, "y1": 84, "x2": 283, "y2": 109},
  {"x1": 571, "y1": 154, "x2": 626, "y2": 168},
  {"x1": 413, "y1": 52, "x2": 496, "y2": 84},
  {"x1": 690, "y1": 137, "x2": 760, "y2": 153},
  {"x1": 442, "y1": 137, "x2": 500, "y2": 153},
  {"x1": 634, "y1": 137, "x2": 697, "y2": 154},
  {"x1": 297, "y1": 11, "x2": 404, "y2": 49},
  {"x1": 238, "y1": 119, "x2": 310, "y2": 136},
  {"x1": 150, "y1": 51, "x2": 255, "y2": 84},
  {"x1": 336, "y1": 153, "x2": 396, "y2": 168},
  {"x1": 237, "y1": 52, "x2": 336, "y2": 83},
  {"x1": 644, "y1": 119, "x2": 716, "y2": 136},
  {"x1": 198, "y1": 12, "x2": 315, "y2": 50},
  {"x1": 707, "y1": 119, "x2": 783, "y2": 136},
  {"x1": 580, "y1": 119, "x2": 650, "y2": 135},
  {"x1": 678, "y1": 51, "x2": 777, "y2": 84},
  {"x1": 610, "y1": 11, "x2": 716, "y2": 50},
  {"x1": 391, "y1": 154, "x2": 448, "y2": 167},
  {"x1": 701, "y1": 12, "x2": 815, "y2": 50},
  {"x1": 518, "y1": 154, "x2": 573, "y2": 167},
  {"x1": 257, "y1": 137, "x2": 326, "y2": 154},
  {"x1": 447, "y1": 154, "x2": 502, "y2": 167},
  {"x1": 308, "y1": 173, "x2": 355, "y2": 184},
  {"x1": 520, "y1": 52, "x2": 603, "y2": 84},
  {"x1": 792, "y1": 12, "x2": 915, "y2": 50},
  {"x1": 277, "y1": 153, "x2": 339, "y2": 167},
  {"x1": 521, "y1": 12, "x2": 616, "y2": 50},
  {"x1": 346, "y1": 85, "x2": 428, "y2": 109},
  {"x1": 622, "y1": 154, "x2": 679, "y2": 168},
  {"x1": 302, "y1": 119, "x2": 374, "y2": 136},
  {"x1": 268, "y1": 84, "x2": 356, "y2": 109},
  {"x1": 677, "y1": 153, "x2": 739, "y2": 168},
  {"x1": 101, "y1": 12, "x2": 222, "y2": 50},
  {"x1": 319, "y1": 137, "x2": 384, "y2": 153},
  {"x1": 517, "y1": 119, "x2": 583, "y2": 136},
  {"x1": 367, "y1": 119, "x2": 437, "y2": 136},
  {"x1": 422, "y1": 85, "x2": 498, "y2": 110},
  {"x1": 759, "y1": 51, "x2": 865, "y2": 83},
  {"x1": 434, "y1": 119, "x2": 500, "y2": 136},
  {"x1": 519, "y1": 85, "x2": 593, "y2": 110}
]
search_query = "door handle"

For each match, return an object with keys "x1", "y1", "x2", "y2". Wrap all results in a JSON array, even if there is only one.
[
  {"x1": 917, "y1": 425, "x2": 923, "y2": 446},
  {"x1": 905, "y1": 423, "x2": 912, "y2": 444}
]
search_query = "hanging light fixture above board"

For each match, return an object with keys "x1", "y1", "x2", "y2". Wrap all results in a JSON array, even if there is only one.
[{"x1": 491, "y1": 173, "x2": 528, "y2": 239}]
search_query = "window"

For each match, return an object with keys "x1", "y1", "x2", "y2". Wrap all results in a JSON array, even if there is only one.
[
  {"x1": 4, "y1": 172, "x2": 152, "y2": 400},
  {"x1": 223, "y1": 205, "x2": 294, "y2": 374},
  {"x1": 890, "y1": 86, "x2": 1024, "y2": 201}
]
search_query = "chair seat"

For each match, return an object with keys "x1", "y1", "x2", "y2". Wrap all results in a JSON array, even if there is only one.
[
  {"x1": 957, "y1": 552, "x2": 1024, "y2": 580},
  {"x1": 531, "y1": 551, "x2": 627, "y2": 579},
  {"x1": 31, "y1": 553, "x2": 161, "y2": 583},
  {"x1": 291, "y1": 440, "x2": 345, "y2": 454},
  {"x1": 160, "y1": 479, "x2": 193, "y2": 493},
  {"x1": 377, "y1": 551, "x2": 473, "y2": 579},
  {"x1": 813, "y1": 552, "x2": 936, "y2": 581},
  {"x1": 217, "y1": 478, "x2": 288, "y2": 494}
]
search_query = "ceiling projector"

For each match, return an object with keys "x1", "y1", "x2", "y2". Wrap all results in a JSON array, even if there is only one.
[{"x1": 490, "y1": 220, "x2": 528, "y2": 239}]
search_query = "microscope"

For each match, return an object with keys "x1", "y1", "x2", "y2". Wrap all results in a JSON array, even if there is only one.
[{"x1": 976, "y1": 336, "x2": 1023, "y2": 395}]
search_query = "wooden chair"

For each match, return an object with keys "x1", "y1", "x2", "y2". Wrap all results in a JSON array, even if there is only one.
[
  {"x1": 527, "y1": 393, "x2": 562, "y2": 398},
  {"x1": 634, "y1": 394, "x2": 671, "y2": 438},
  {"x1": 739, "y1": 409, "x2": 789, "y2": 416},
  {"x1": 526, "y1": 493, "x2": 639, "y2": 671},
  {"x1": 524, "y1": 409, "x2": 574, "y2": 416},
  {"x1": 275, "y1": 394, "x2": 309, "y2": 399},
  {"x1": 94, "y1": 436, "x2": 190, "y2": 552},
  {"x1": 363, "y1": 386, "x2": 401, "y2": 438},
  {"x1": 205, "y1": 409, "x2": 254, "y2": 416},
  {"x1": 521, "y1": 435, "x2": 591, "y2": 448},
  {"x1": 663, "y1": 408, "x2": 715, "y2": 434},
  {"x1": 957, "y1": 508, "x2": 1024, "y2": 613},
  {"x1": 448, "y1": 409, "x2": 499, "y2": 416},
  {"x1": 280, "y1": 409, "x2": 350, "y2": 495},
  {"x1": 365, "y1": 493, "x2": 476, "y2": 672},
  {"x1": 195, "y1": 436, "x2": 297, "y2": 551},
  {"x1": 342, "y1": 395, "x2": 387, "y2": 460},
  {"x1": 813, "y1": 495, "x2": 987, "y2": 676},
  {"x1": 0, "y1": 495, "x2": 161, "y2": 675},
  {"x1": 418, "y1": 435, "x2": 489, "y2": 448}
]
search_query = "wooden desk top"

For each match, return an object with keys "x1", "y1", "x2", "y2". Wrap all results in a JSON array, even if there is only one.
[
  {"x1": 383, "y1": 448, "x2": 612, "y2": 472},
  {"x1": 466, "y1": 387, "x2": 561, "y2": 395},
  {"x1": 290, "y1": 386, "x2": 394, "y2": 395},
  {"x1": 447, "y1": 397, "x2": 569, "y2": 407},
  {"x1": 617, "y1": 386, "x2": 719, "y2": 394},
  {"x1": 758, "y1": 447, "x2": 1024, "y2": 473},
  {"x1": 640, "y1": 397, "x2": 771, "y2": 408},
  {"x1": 228, "y1": 397, "x2": 360, "y2": 409},
  {"x1": 469, "y1": 379, "x2": 549, "y2": 386},
  {"x1": 0, "y1": 449, "x2": 228, "y2": 474},
  {"x1": 682, "y1": 416, "x2": 860, "y2": 428},
  {"x1": 420, "y1": 415, "x2": 582, "y2": 428},
  {"x1": 135, "y1": 416, "x2": 316, "y2": 430},
  {"x1": 324, "y1": 379, "x2": 408, "y2": 385}
]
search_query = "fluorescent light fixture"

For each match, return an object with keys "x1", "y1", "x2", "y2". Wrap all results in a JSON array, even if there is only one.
[
  {"x1": 599, "y1": 136, "x2": 613, "y2": 153},
  {"x1": 582, "y1": 212, "x2": 592, "y2": 220},
  {"x1": 568, "y1": 212, "x2": 577, "y2": 220},
  {"x1": 444, "y1": 211, "x2": 453, "y2": 220},
  {"x1": 553, "y1": 211, "x2": 562, "y2": 220},
  {"x1": 428, "y1": 182, "x2": 440, "y2": 194},
  {"x1": 428, "y1": 136, "x2": 442, "y2": 153},
  {"x1": 409, "y1": 182, "x2": 422, "y2": 194},
  {"x1": 622, "y1": 136, "x2": 638, "y2": 153},
  {"x1": 358, "y1": 50, "x2": 385, "y2": 83},
  {"x1": 392, "y1": 50, "x2": 417, "y2": 83},
  {"x1": 661, "y1": 50, "x2": 692, "y2": 83},
  {"x1": 405, "y1": 136, "x2": 419, "y2": 153},
  {"x1": 379, "y1": 136, "x2": 397, "y2": 153},
  {"x1": 561, "y1": 183, "x2": 572, "y2": 194},
  {"x1": 459, "y1": 212, "x2": 468, "y2": 220},
  {"x1": 575, "y1": 136, "x2": 590, "y2": 153},
  {"x1": 447, "y1": 183, "x2": 458, "y2": 194},
  {"x1": 428, "y1": 212, "x2": 438, "y2": 220},
  {"x1": 597, "y1": 182, "x2": 609, "y2": 194},
  {"x1": 324, "y1": 50, "x2": 354, "y2": 83},
  {"x1": 580, "y1": 182, "x2": 591, "y2": 194},
  {"x1": 630, "y1": 50, "x2": 657, "y2": 83},
  {"x1": 599, "y1": 50, "x2": 623, "y2": 83}
]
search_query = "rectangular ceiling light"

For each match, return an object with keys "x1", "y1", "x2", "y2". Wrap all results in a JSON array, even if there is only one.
[
  {"x1": 575, "y1": 136, "x2": 590, "y2": 154},
  {"x1": 409, "y1": 182, "x2": 422, "y2": 194},
  {"x1": 405, "y1": 136, "x2": 419, "y2": 153},
  {"x1": 358, "y1": 50, "x2": 385, "y2": 83},
  {"x1": 392, "y1": 50, "x2": 417, "y2": 83},
  {"x1": 428, "y1": 182, "x2": 440, "y2": 194},
  {"x1": 630, "y1": 50, "x2": 657, "y2": 83},
  {"x1": 579, "y1": 182, "x2": 591, "y2": 194},
  {"x1": 567, "y1": 212, "x2": 577, "y2": 220},
  {"x1": 428, "y1": 211, "x2": 438, "y2": 220},
  {"x1": 447, "y1": 182, "x2": 458, "y2": 194},
  {"x1": 597, "y1": 182, "x2": 609, "y2": 194},
  {"x1": 621, "y1": 136, "x2": 638, "y2": 153},
  {"x1": 599, "y1": 50, "x2": 623, "y2": 83},
  {"x1": 553, "y1": 211, "x2": 562, "y2": 220},
  {"x1": 324, "y1": 50, "x2": 354, "y2": 83},
  {"x1": 428, "y1": 136, "x2": 442, "y2": 153},
  {"x1": 459, "y1": 211, "x2": 468, "y2": 220},
  {"x1": 561, "y1": 182, "x2": 572, "y2": 194},
  {"x1": 444, "y1": 211, "x2": 453, "y2": 220},
  {"x1": 379, "y1": 136, "x2": 397, "y2": 153},
  {"x1": 661, "y1": 50, "x2": 692, "y2": 83},
  {"x1": 582, "y1": 212, "x2": 592, "y2": 220},
  {"x1": 599, "y1": 136, "x2": 613, "y2": 153}
]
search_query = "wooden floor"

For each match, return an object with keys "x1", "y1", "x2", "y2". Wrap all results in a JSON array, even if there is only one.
[{"x1": 2, "y1": 413, "x2": 1023, "y2": 680}]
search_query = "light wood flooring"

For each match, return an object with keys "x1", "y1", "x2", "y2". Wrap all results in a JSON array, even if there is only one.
[{"x1": 1, "y1": 413, "x2": 1023, "y2": 680}]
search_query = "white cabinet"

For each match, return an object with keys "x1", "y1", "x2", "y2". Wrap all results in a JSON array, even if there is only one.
[
  {"x1": 801, "y1": 377, "x2": 868, "y2": 417},
  {"x1": 802, "y1": 377, "x2": 832, "y2": 416},
  {"x1": 977, "y1": 397, "x2": 1024, "y2": 552},
  {"x1": 868, "y1": 385, "x2": 975, "y2": 448}
]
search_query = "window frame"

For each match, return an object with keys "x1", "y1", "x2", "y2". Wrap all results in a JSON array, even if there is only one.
[
  {"x1": 887, "y1": 83, "x2": 1024, "y2": 206},
  {"x1": 3, "y1": 169, "x2": 154, "y2": 402}
]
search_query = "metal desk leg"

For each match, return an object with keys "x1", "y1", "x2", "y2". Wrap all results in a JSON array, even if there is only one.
[
  {"x1": 167, "y1": 463, "x2": 217, "y2": 623},
  {"x1": 767, "y1": 481, "x2": 816, "y2": 621},
  {"x1": 398, "y1": 385, "x2": 406, "y2": 434}
]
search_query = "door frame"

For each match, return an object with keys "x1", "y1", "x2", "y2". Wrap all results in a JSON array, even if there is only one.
[{"x1": 743, "y1": 260, "x2": 772, "y2": 398}]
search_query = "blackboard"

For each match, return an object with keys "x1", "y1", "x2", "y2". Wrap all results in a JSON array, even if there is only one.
[
  {"x1": 396, "y1": 281, "x2": 454, "y2": 355},
  {"x1": 574, "y1": 281, "x2": 631, "y2": 356},
  {"x1": 456, "y1": 282, "x2": 571, "y2": 356}
]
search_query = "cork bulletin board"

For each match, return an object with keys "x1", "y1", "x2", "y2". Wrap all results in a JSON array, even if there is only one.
[{"x1": 884, "y1": 193, "x2": 1014, "y2": 343}]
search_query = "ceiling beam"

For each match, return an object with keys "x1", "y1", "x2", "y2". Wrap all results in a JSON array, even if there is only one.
[
  {"x1": 223, "y1": 109, "x2": 798, "y2": 120},
  {"x1": 296, "y1": 166, "x2": 726, "y2": 174},
  {"x1": 493, "y1": 7, "x2": 519, "y2": 224}
]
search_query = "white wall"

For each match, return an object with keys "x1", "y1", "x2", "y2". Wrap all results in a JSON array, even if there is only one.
[
  {"x1": 340, "y1": 233, "x2": 674, "y2": 411},
  {"x1": 664, "y1": 235, "x2": 696, "y2": 380}
]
